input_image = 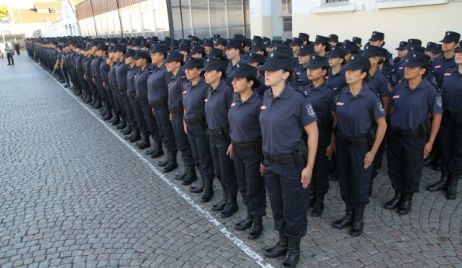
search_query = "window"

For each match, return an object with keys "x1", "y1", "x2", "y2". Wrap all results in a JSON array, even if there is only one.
[
  {"x1": 283, "y1": 17, "x2": 292, "y2": 32},
  {"x1": 325, "y1": 0, "x2": 348, "y2": 3},
  {"x1": 281, "y1": 0, "x2": 291, "y2": 15}
]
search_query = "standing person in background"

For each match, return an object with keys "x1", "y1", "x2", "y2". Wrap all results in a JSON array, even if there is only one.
[
  {"x1": 14, "y1": 39, "x2": 20, "y2": 55},
  {"x1": 6, "y1": 42, "x2": 15, "y2": 66}
]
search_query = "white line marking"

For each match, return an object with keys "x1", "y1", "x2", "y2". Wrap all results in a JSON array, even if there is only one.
[{"x1": 34, "y1": 61, "x2": 274, "y2": 268}]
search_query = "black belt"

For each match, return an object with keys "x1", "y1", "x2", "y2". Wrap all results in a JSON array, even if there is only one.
[
  {"x1": 336, "y1": 136, "x2": 368, "y2": 146},
  {"x1": 233, "y1": 140, "x2": 260, "y2": 151},
  {"x1": 169, "y1": 106, "x2": 184, "y2": 114},
  {"x1": 391, "y1": 129, "x2": 420, "y2": 138},
  {"x1": 185, "y1": 118, "x2": 205, "y2": 126},
  {"x1": 263, "y1": 152, "x2": 304, "y2": 166},
  {"x1": 207, "y1": 128, "x2": 229, "y2": 142}
]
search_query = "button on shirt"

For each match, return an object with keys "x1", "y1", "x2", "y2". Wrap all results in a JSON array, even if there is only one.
[
  {"x1": 336, "y1": 86, "x2": 385, "y2": 139},
  {"x1": 228, "y1": 92, "x2": 262, "y2": 143},
  {"x1": 441, "y1": 68, "x2": 462, "y2": 112},
  {"x1": 390, "y1": 79, "x2": 442, "y2": 131},
  {"x1": 183, "y1": 79, "x2": 209, "y2": 121},
  {"x1": 259, "y1": 85, "x2": 317, "y2": 155},
  {"x1": 147, "y1": 65, "x2": 170, "y2": 103},
  {"x1": 204, "y1": 80, "x2": 234, "y2": 130}
]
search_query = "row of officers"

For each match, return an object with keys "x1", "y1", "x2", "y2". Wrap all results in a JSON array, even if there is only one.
[{"x1": 26, "y1": 30, "x2": 462, "y2": 268}]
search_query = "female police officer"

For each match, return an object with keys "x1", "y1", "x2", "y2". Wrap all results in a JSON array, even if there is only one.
[
  {"x1": 306, "y1": 55, "x2": 336, "y2": 217},
  {"x1": 227, "y1": 63, "x2": 266, "y2": 239},
  {"x1": 332, "y1": 55, "x2": 387, "y2": 237},
  {"x1": 203, "y1": 58, "x2": 239, "y2": 218},
  {"x1": 384, "y1": 51, "x2": 442, "y2": 214},
  {"x1": 259, "y1": 52, "x2": 318, "y2": 268}
]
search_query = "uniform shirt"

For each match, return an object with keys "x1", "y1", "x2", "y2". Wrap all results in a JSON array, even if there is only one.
[
  {"x1": 134, "y1": 66, "x2": 152, "y2": 99},
  {"x1": 167, "y1": 70, "x2": 186, "y2": 109},
  {"x1": 366, "y1": 69, "x2": 393, "y2": 100},
  {"x1": 83, "y1": 56, "x2": 92, "y2": 79},
  {"x1": 326, "y1": 68, "x2": 347, "y2": 99},
  {"x1": 127, "y1": 66, "x2": 138, "y2": 97},
  {"x1": 228, "y1": 92, "x2": 262, "y2": 143},
  {"x1": 255, "y1": 75, "x2": 268, "y2": 96},
  {"x1": 394, "y1": 57, "x2": 405, "y2": 83},
  {"x1": 90, "y1": 57, "x2": 102, "y2": 80},
  {"x1": 225, "y1": 59, "x2": 243, "y2": 86},
  {"x1": 100, "y1": 61, "x2": 110, "y2": 83},
  {"x1": 441, "y1": 68, "x2": 462, "y2": 112},
  {"x1": 108, "y1": 61, "x2": 119, "y2": 91},
  {"x1": 205, "y1": 80, "x2": 234, "y2": 130},
  {"x1": 389, "y1": 79, "x2": 442, "y2": 131},
  {"x1": 381, "y1": 52, "x2": 397, "y2": 86},
  {"x1": 432, "y1": 54, "x2": 456, "y2": 89},
  {"x1": 115, "y1": 61, "x2": 129, "y2": 91},
  {"x1": 147, "y1": 64, "x2": 170, "y2": 103},
  {"x1": 335, "y1": 86, "x2": 385, "y2": 139},
  {"x1": 259, "y1": 85, "x2": 317, "y2": 155},
  {"x1": 294, "y1": 63, "x2": 309, "y2": 89},
  {"x1": 183, "y1": 78, "x2": 208, "y2": 121},
  {"x1": 306, "y1": 82, "x2": 336, "y2": 131}
]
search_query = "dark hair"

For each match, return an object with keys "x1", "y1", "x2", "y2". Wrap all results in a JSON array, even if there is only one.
[
  {"x1": 245, "y1": 77, "x2": 259, "y2": 90},
  {"x1": 283, "y1": 69, "x2": 293, "y2": 82},
  {"x1": 361, "y1": 68, "x2": 370, "y2": 81}
]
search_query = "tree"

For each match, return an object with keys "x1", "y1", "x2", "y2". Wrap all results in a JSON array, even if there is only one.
[{"x1": 0, "y1": 6, "x2": 8, "y2": 19}]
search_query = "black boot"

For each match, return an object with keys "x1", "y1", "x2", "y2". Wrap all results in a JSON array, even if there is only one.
[
  {"x1": 332, "y1": 206, "x2": 353, "y2": 229},
  {"x1": 94, "y1": 98, "x2": 102, "y2": 109},
  {"x1": 308, "y1": 193, "x2": 315, "y2": 208},
  {"x1": 129, "y1": 129, "x2": 141, "y2": 143},
  {"x1": 248, "y1": 216, "x2": 263, "y2": 240},
  {"x1": 182, "y1": 166, "x2": 197, "y2": 185},
  {"x1": 136, "y1": 133, "x2": 150, "y2": 149},
  {"x1": 121, "y1": 124, "x2": 132, "y2": 135},
  {"x1": 190, "y1": 179, "x2": 204, "y2": 194},
  {"x1": 310, "y1": 192, "x2": 325, "y2": 217},
  {"x1": 426, "y1": 171, "x2": 448, "y2": 192},
  {"x1": 397, "y1": 192, "x2": 413, "y2": 215},
  {"x1": 163, "y1": 152, "x2": 178, "y2": 173},
  {"x1": 235, "y1": 210, "x2": 253, "y2": 231},
  {"x1": 148, "y1": 143, "x2": 164, "y2": 159},
  {"x1": 220, "y1": 190, "x2": 238, "y2": 218},
  {"x1": 157, "y1": 156, "x2": 169, "y2": 167},
  {"x1": 264, "y1": 232, "x2": 288, "y2": 258},
  {"x1": 103, "y1": 111, "x2": 113, "y2": 121},
  {"x1": 174, "y1": 167, "x2": 187, "y2": 181},
  {"x1": 350, "y1": 208, "x2": 364, "y2": 237},
  {"x1": 212, "y1": 188, "x2": 228, "y2": 212},
  {"x1": 446, "y1": 175, "x2": 459, "y2": 200},
  {"x1": 383, "y1": 190, "x2": 402, "y2": 210},
  {"x1": 111, "y1": 116, "x2": 120, "y2": 126},
  {"x1": 201, "y1": 176, "x2": 214, "y2": 203},
  {"x1": 282, "y1": 238, "x2": 301, "y2": 268},
  {"x1": 116, "y1": 119, "x2": 126, "y2": 130}
]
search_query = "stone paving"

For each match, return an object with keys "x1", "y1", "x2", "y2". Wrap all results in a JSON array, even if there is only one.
[{"x1": 0, "y1": 54, "x2": 461, "y2": 267}]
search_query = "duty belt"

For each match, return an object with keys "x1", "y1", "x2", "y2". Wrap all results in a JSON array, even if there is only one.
[
  {"x1": 336, "y1": 136, "x2": 368, "y2": 146},
  {"x1": 233, "y1": 140, "x2": 260, "y2": 151},
  {"x1": 391, "y1": 129, "x2": 420, "y2": 138},
  {"x1": 207, "y1": 128, "x2": 229, "y2": 142},
  {"x1": 263, "y1": 152, "x2": 304, "y2": 166}
]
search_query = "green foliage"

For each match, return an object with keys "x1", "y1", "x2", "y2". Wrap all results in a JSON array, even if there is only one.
[{"x1": 0, "y1": 6, "x2": 8, "y2": 19}]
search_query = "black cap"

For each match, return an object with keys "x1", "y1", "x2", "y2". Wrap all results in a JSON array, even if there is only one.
[
  {"x1": 329, "y1": 34, "x2": 339, "y2": 43},
  {"x1": 202, "y1": 58, "x2": 227, "y2": 72},
  {"x1": 425, "y1": 42, "x2": 437, "y2": 51},
  {"x1": 226, "y1": 39, "x2": 242, "y2": 50},
  {"x1": 207, "y1": 48, "x2": 226, "y2": 60},
  {"x1": 125, "y1": 49, "x2": 136, "y2": 58},
  {"x1": 214, "y1": 37, "x2": 227, "y2": 47},
  {"x1": 407, "y1": 39, "x2": 422, "y2": 49},
  {"x1": 440, "y1": 31, "x2": 461, "y2": 43},
  {"x1": 245, "y1": 53, "x2": 266, "y2": 65},
  {"x1": 251, "y1": 44, "x2": 265, "y2": 53},
  {"x1": 260, "y1": 52, "x2": 295, "y2": 72},
  {"x1": 344, "y1": 55, "x2": 371, "y2": 71},
  {"x1": 272, "y1": 45, "x2": 293, "y2": 57},
  {"x1": 342, "y1": 40, "x2": 359, "y2": 54},
  {"x1": 164, "y1": 51, "x2": 184, "y2": 63},
  {"x1": 298, "y1": 45, "x2": 315, "y2": 56},
  {"x1": 403, "y1": 52, "x2": 430, "y2": 67},
  {"x1": 363, "y1": 44, "x2": 385, "y2": 58},
  {"x1": 352, "y1": 37, "x2": 362, "y2": 46},
  {"x1": 232, "y1": 63, "x2": 258, "y2": 79},
  {"x1": 290, "y1": 38, "x2": 302, "y2": 47},
  {"x1": 395, "y1": 41, "x2": 408, "y2": 50},
  {"x1": 97, "y1": 43, "x2": 108, "y2": 52},
  {"x1": 432, "y1": 44, "x2": 443, "y2": 54},
  {"x1": 134, "y1": 51, "x2": 151, "y2": 62},
  {"x1": 191, "y1": 45, "x2": 205, "y2": 55},
  {"x1": 183, "y1": 58, "x2": 204, "y2": 69},
  {"x1": 150, "y1": 45, "x2": 168, "y2": 56},
  {"x1": 298, "y1": 33, "x2": 310, "y2": 43},
  {"x1": 408, "y1": 45, "x2": 425, "y2": 54},
  {"x1": 314, "y1": 35, "x2": 329, "y2": 45},
  {"x1": 203, "y1": 39, "x2": 213, "y2": 47},
  {"x1": 327, "y1": 48, "x2": 346, "y2": 58},
  {"x1": 455, "y1": 41, "x2": 462, "y2": 53},
  {"x1": 307, "y1": 55, "x2": 329, "y2": 69},
  {"x1": 369, "y1": 31, "x2": 384, "y2": 41}
]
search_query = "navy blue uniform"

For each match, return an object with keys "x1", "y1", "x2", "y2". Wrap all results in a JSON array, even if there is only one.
[
  {"x1": 294, "y1": 63, "x2": 309, "y2": 90},
  {"x1": 127, "y1": 66, "x2": 143, "y2": 131},
  {"x1": 306, "y1": 82, "x2": 335, "y2": 195},
  {"x1": 431, "y1": 55, "x2": 456, "y2": 89},
  {"x1": 388, "y1": 80, "x2": 442, "y2": 193},
  {"x1": 100, "y1": 60, "x2": 113, "y2": 113},
  {"x1": 440, "y1": 69, "x2": 462, "y2": 177},
  {"x1": 205, "y1": 80, "x2": 238, "y2": 198},
  {"x1": 183, "y1": 79, "x2": 215, "y2": 184},
  {"x1": 259, "y1": 85, "x2": 317, "y2": 238},
  {"x1": 335, "y1": 86, "x2": 385, "y2": 209},
  {"x1": 147, "y1": 65, "x2": 177, "y2": 154},
  {"x1": 326, "y1": 68, "x2": 346, "y2": 100},
  {"x1": 115, "y1": 62, "x2": 133, "y2": 125},
  {"x1": 228, "y1": 92, "x2": 266, "y2": 217},
  {"x1": 108, "y1": 62, "x2": 121, "y2": 116},
  {"x1": 225, "y1": 60, "x2": 242, "y2": 86}
]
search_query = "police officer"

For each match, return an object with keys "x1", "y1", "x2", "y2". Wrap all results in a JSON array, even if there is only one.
[
  {"x1": 294, "y1": 45, "x2": 314, "y2": 91},
  {"x1": 384, "y1": 51, "x2": 442, "y2": 214},
  {"x1": 227, "y1": 63, "x2": 266, "y2": 239},
  {"x1": 313, "y1": 35, "x2": 330, "y2": 57},
  {"x1": 101, "y1": 51, "x2": 114, "y2": 121},
  {"x1": 394, "y1": 41, "x2": 409, "y2": 83},
  {"x1": 332, "y1": 55, "x2": 387, "y2": 237},
  {"x1": 289, "y1": 38, "x2": 303, "y2": 58},
  {"x1": 431, "y1": 31, "x2": 460, "y2": 89},
  {"x1": 326, "y1": 48, "x2": 347, "y2": 99},
  {"x1": 245, "y1": 53, "x2": 267, "y2": 96},
  {"x1": 133, "y1": 51, "x2": 164, "y2": 157},
  {"x1": 426, "y1": 41, "x2": 462, "y2": 199},
  {"x1": 203, "y1": 58, "x2": 239, "y2": 218},
  {"x1": 225, "y1": 39, "x2": 244, "y2": 86},
  {"x1": 124, "y1": 49, "x2": 142, "y2": 143},
  {"x1": 306, "y1": 55, "x2": 336, "y2": 217},
  {"x1": 182, "y1": 58, "x2": 215, "y2": 202},
  {"x1": 148, "y1": 45, "x2": 178, "y2": 173},
  {"x1": 164, "y1": 52, "x2": 198, "y2": 185},
  {"x1": 259, "y1": 52, "x2": 318, "y2": 268},
  {"x1": 368, "y1": 31, "x2": 396, "y2": 86}
]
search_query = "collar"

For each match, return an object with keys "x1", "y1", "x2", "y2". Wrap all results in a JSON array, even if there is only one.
[
  {"x1": 237, "y1": 91, "x2": 257, "y2": 104},
  {"x1": 269, "y1": 84, "x2": 292, "y2": 100},
  {"x1": 346, "y1": 85, "x2": 369, "y2": 97}
]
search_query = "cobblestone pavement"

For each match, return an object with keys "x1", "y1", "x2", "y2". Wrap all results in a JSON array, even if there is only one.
[{"x1": 0, "y1": 55, "x2": 461, "y2": 268}]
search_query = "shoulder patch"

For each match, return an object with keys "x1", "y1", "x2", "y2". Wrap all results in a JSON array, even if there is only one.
[
  {"x1": 436, "y1": 96, "x2": 442, "y2": 107},
  {"x1": 306, "y1": 104, "x2": 316, "y2": 118}
]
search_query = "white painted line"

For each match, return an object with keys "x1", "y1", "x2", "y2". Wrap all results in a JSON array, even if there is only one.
[{"x1": 34, "y1": 62, "x2": 274, "y2": 268}]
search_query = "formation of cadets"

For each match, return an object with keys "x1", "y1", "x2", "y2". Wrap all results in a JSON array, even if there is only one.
[{"x1": 26, "y1": 30, "x2": 462, "y2": 268}]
